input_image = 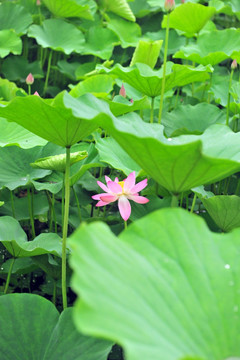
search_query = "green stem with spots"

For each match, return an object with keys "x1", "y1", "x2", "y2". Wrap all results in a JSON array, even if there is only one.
[
  {"x1": 171, "y1": 194, "x2": 178, "y2": 207},
  {"x1": 190, "y1": 193, "x2": 197, "y2": 213},
  {"x1": 43, "y1": 49, "x2": 53, "y2": 96},
  {"x1": 10, "y1": 191, "x2": 16, "y2": 218},
  {"x1": 61, "y1": 146, "x2": 71, "y2": 310},
  {"x1": 27, "y1": 186, "x2": 36, "y2": 239},
  {"x1": 4, "y1": 258, "x2": 15, "y2": 294},
  {"x1": 226, "y1": 68, "x2": 234, "y2": 126},
  {"x1": 158, "y1": 12, "x2": 170, "y2": 124},
  {"x1": 150, "y1": 97, "x2": 155, "y2": 123}
]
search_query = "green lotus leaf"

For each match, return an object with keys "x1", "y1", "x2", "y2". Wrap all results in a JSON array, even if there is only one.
[
  {"x1": 106, "y1": 14, "x2": 141, "y2": 48},
  {"x1": 162, "y1": 3, "x2": 216, "y2": 37},
  {"x1": 95, "y1": 135, "x2": 142, "y2": 176},
  {"x1": 0, "y1": 216, "x2": 62, "y2": 257},
  {"x1": 69, "y1": 143, "x2": 104, "y2": 186},
  {"x1": 99, "y1": 0, "x2": 135, "y2": 21},
  {"x1": 98, "y1": 62, "x2": 211, "y2": 97},
  {"x1": 28, "y1": 19, "x2": 85, "y2": 55},
  {"x1": 70, "y1": 75, "x2": 114, "y2": 99},
  {"x1": 2, "y1": 56, "x2": 44, "y2": 81},
  {"x1": 31, "y1": 151, "x2": 88, "y2": 172},
  {"x1": 0, "y1": 2, "x2": 32, "y2": 35},
  {"x1": 0, "y1": 92, "x2": 113, "y2": 147},
  {"x1": 82, "y1": 26, "x2": 118, "y2": 59},
  {"x1": 0, "y1": 78, "x2": 26, "y2": 101},
  {"x1": 209, "y1": 0, "x2": 240, "y2": 16},
  {"x1": 0, "y1": 118, "x2": 47, "y2": 148},
  {"x1": 0, "y1": 146, "x2": 51, "y2": 190},
  {"x1": 75, "y1": 62, "x2": 96, "y2": 80},
  {"x1": 70, "y1": 208, "x2": 240, "y2": 360},
  {"x1": 0, "y1": 29, "x2": 22, "y2": 58},
  {"x1": 42, "y1": 0, "x2": 93, "y2": 20},
  {"x1": 130, "y1": 39, "x2": 163, "y2": 68},
  {"x1": 174, "y1": 29, "x2": 240, "y2": 65},
  {"x1": 32, "y1": 172, "x2": 63, "y2": 194},
  {"x1": 0, "y1": 192, "x2": 48, "y2": 221},
  {"x1": 0, "y1": 257, "x2": 37, "y2": 275},
  {"x1": 0, "y1": 294, "x2": 112, "y2": 360},
  {"x1": 201, "y1": 195, "x2": 240, "y2": 232},
  {"x1": 162, "y1": 103, "x2": 226, "y2": 137},
  {"x1": 91, "y1": 111, "x2": 240, "y2": 193},
  {"x1": 106, "y1": 95, "x2": 150, "y2": 116}
]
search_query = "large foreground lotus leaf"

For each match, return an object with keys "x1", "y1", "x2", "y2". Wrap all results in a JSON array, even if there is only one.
[
  {"x1": 0, "y1": 92, "x2": 113, "y2": 147},
  {"x1": 174, "y1": 29, "x2": 240, "y2": 65},
  {"x1": 0, "y1": 2, "x2": 32, "y2": 35},
  {"x1": 0, "y1": 146, "x2": 50, "y2": 190},
  {"x1": 42, "y1": 0, "x2": 93, "y2": 20},
  {"x1": 0, "y1": 216, "x2": 62, "y2": 257},
  {"x1": 162, "y1": 3, "x2": 216, "y2": 37},
  {"x1": 0, "y1": 29, "x2": 22, "y2": 58},
  {"x1": 28, "y1": 19, "x2": 85, "y2": 55},
  {"x1": 94, "y1": 112, "x2": 240, "y2": 193},
  {"x1": 201, "y1": 195, "x2": 240, "y2": 232},
  {"x1": 98, "y1": 62, "x2": 211, "y2": 97},
  {"x1": 0, "y1": 118, "x2": 47, "y2": 148},
  {"x1": 0, "y1": 294, "x2": 112, "y2": 360},
  {"x1": 70, "y1": 208, "x2": 240, "y2": 360},
  {"x1": 162, "y1": 103, "x2": 226, "y2": 137}
]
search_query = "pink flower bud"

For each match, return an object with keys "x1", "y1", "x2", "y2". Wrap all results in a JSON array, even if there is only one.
[
  {"x1": 181, "y1": 0, "x2": 185, "y2": 3},
  {"x1": 34, "y1": 91, "x2": 40, "y2": 96},
  {"x1": 36, "y1": 0, "x2": 41, "y2": 5},
  {"x1": 164, "y1": 0, "x2": 175, "y2": 11},
  {"x1": 119, "y1": 84, "x2": 126, "y2": 98},
  {"x1": 26, "y1": 73, "x2": 34, "y2": 85},
  {"x1": 129, "y1": 98, "x2": 134, "y2": 103},
  {"x1": 231, "y1": 59, "x2": 237, "y2": 70}
]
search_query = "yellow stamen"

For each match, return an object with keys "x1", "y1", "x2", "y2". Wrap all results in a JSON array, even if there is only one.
[{"x1": 118, "y1": 181, "x2": 125, "y2": 191}]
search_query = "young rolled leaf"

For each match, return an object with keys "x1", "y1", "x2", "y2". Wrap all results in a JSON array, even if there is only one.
[
  {"x1": 70, "y1": 208, "x2": 240, "y2": 360},
  {"x1": 99, "y1": 0, "x2": 136, "y2": 22},
  {"x1": 31, "y1": 151, "x2": 88, "y2": 172},
  {"x1": 0, "y1": 294, "x2": 112, "y2": 360},
  {"x1": 130, "y1": 39, "x2": 163, "y2": 69}
]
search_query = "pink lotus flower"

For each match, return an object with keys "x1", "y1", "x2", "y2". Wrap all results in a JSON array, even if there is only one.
[
  {"x1": 119, "y1": 84, "x2": 126, "y2": 98},
  {"x1": 164, "y1": 0, "x2": 175, "y2": 11},
  {"x1": 92, "y1": 172, "x2": 149, "y2": 221},
  {"x1": 26, "y1": 73, "x2": 34, "y2": 85},
  {"x1": 33, "y1": 91, "x2": 40, "y2": 96},
  {"x1": 231, "y1": 59, "x2": 237, "y2": 70}
]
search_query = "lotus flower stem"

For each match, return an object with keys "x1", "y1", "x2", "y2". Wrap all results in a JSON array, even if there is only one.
[
  {"x1": 62, "y1": 146, "x2": 71, "y2": 309},
  {"x1": 43, "y1": 49, "x2": 53, "y2": 96},
  {"x1": 235, "y1": 178, "x2": 240, "y2": 195},
  {"x1": 150, "y1": 97, "x2": 155, "y2": 123},
  {"x1": 226, "y1": 68, "x2": 234, "y2": 126},
  {"x1": 27, "y1": 186, "x2": 36, "y2": 239},
  {"x1": 124, "y1": 220, "x2": 128, "y2": 229},
  {"x1": 171, "y1": 194, "x2": 178, "y2": 207},
  {"x1": 73, "y1": 186, "x2": 82, "y2": 222},
  {"x1": 52, "y1": 280, "x2": 57, "y2": 306},
  {"x1": 10, "y1": 191, "x2": 16, "y2": 218},
  {"x1": 4, "y1": 257, "x2": 15, "y2": 294},
  {"x1": 158, "y1": 12, "x2": 170, "y2": 124},
  {"x1": 190, "y1": 193, "x2": 197, "y2": 213}
]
